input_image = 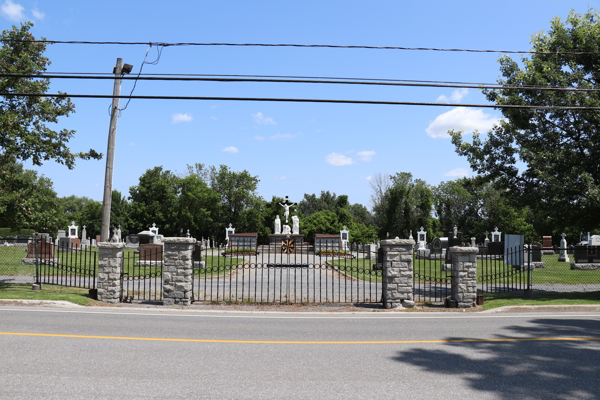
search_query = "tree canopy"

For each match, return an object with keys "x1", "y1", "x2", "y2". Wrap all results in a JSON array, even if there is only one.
[
  {"x1": 0, "y1": 23, "x2": 101, "y2": 169},
  {"x1": 450, "y1": 10, "x2": 600, "y2": 232}
]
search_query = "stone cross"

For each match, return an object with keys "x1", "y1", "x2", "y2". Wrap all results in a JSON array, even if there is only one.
[{"x1": 278, "y1": 196, "x2": 297, "y2": 224}]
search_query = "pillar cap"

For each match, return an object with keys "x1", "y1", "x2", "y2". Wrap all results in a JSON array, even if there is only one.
[
  {"x1": 381, "y1": 238, "x2": 415, "y2": 246},
  {"x1": 163, "y1": 237, "x2": 196, "y2": 244},
  {"x1": 449, "y1": 246, "x2": 479, "y2": 254},
  {"x1": 97, "y1": 242, "x2": 125, "y2": 249}
]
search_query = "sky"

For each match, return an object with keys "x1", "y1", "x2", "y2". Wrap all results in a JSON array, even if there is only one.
[{"x1": 1, "y1": 0, "x2": 597, "y2": 210}]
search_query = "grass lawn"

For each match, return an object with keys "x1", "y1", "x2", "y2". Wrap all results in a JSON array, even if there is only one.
[
  {"x1": 483, "y1": 291, "x2": 600, "y2": 310},
  {"x1": 0, "y1": 283, "x2": 102, "y2": 306}
]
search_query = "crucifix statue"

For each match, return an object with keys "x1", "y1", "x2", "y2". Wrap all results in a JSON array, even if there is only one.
[{"x1": 278, "y1": 196, "x2": 297, "y2": 224}]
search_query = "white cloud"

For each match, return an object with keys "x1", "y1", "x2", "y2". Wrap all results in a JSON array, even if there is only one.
[
  {"x1": 222, "y1": 146, "x2": 239, "y2": 154},
  {"x1": 1, "y1": 0, "x2": 25, "y2": 21},
  {"x1": 436, "y1": 88, "x2": 469, "y2": 103},
  {"x1": 425, "y1": 107, "x2": 501, "y2": 138},
  {"x1": 270, "y1": 133, "x2": 296, "y2": 140},
  {"x1": 253, "y1": 135, "x2": 265, "y2": 141},
  {"x1": 172, "y1": 113, "x2": 193, "y2": 123},
  {"x1": 357, "y1": 150, "x2": 376, "y2": 162},
  {"x1": 252, "y1": 112, "x2": 276, "y2": 125},
  {"x1": 325, "y1": 152, "x2": 353, "y2": 166},
  {"x1": 444, "y1": 168, "x2": 470, "y2": 178},
  {"x1": 32, "y1": 8, "x2": 44, "y2": 20}
]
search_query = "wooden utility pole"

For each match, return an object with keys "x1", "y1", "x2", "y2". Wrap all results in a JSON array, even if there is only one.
[{"x1": 100, "y1": 58, "x2": 123, "y2": 242}]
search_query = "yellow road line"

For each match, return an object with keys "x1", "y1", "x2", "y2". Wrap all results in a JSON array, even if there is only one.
[{"x1": 1, "y1": 332, "x2": 600, "y2": 344}]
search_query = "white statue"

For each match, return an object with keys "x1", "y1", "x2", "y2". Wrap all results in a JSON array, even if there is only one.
[
  {"x1": 453, "y1": 226, "x2": 458, "y2": 239},
  {"x1": 292, "y1": 215, "x2": 299, "y2": 234},
  {"x1": 278, "y1": 197, "x2": 297, "y2": 224},
  {"x1": 282, "y1": 225, "x2": 291, "y2": 234},
  {"x1": 274, "y1": 215, "x2": 281, "y2": 234},
  {"x1": 116, "y1": 225, "x2": 122, "y2": 241}
]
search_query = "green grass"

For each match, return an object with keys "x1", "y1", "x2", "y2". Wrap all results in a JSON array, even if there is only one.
[
  {"x1": 192, "y1": 255, "x2": 246, "y2": 278},
  {"x1": 0, "y1": 283, "x2": 102, "y2": 306},
  {"x1": 483, "y1": 291, "x2": 600, "y2": 310}
]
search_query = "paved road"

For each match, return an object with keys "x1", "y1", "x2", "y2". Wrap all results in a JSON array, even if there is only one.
[{"x1": 1, "y1": 306, "x2": 599, "y2": 399}]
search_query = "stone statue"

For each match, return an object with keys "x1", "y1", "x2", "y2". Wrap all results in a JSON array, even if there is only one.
[
  {"x1": 274, "y1": 215, "x2": 281, "y2": 234},
  {"x1": 292, "y1": 215, "x2": 299, "y2": 234},
  {"x1": 109, "y1": 228, "x2": 118, "y2": 243},
  {"x1": 453, "y1": 226, "x2": 458, "y2": 239},
  {"x1": 116, "y1": 225, "x2": 122, "y2": 241},
  {"x1": 278, "y1": 197, "x2": 297, "y2": 224},
  {"x1": 559, "y1": 233, "x2": 569, "y2": 262},
  {"x1": 282, "y1": 225, "x2": 291, "y2": 234}
]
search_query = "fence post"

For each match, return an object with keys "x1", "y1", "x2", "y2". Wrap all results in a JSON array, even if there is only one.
[
  {"x1": 449, "y1": 247, "x2": 478, "y2": 308},
  {"x1": 97, "y1": 242, "x2": 124, "y2": 303},
  {"x1": 381, "y1": 238, "x2": 415, "y2": 309},
  {"x1": 163, "y1": 237, "x2": 195, "y2": 306},
  {"x1": 525, "y1": 244, "x2": 533, "y2": 299}
]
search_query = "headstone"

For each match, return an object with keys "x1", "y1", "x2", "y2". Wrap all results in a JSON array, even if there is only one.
[
  {"x1": 292, "y1": 215, "x2": 300, "y2": 235},
  {"x1": 57, "y1": 230, "x2": 66, "y2": 239},
  {"x1": 68, "y1": 221, "x2": 78, "y2": 239},
  {"x1": 447, "y1": 227, "x2": 462, "y2": 247},
  {"x1": 543, "y1": 236, "x2": 552, "y2": 248},
  {"x1": 492, "y1": 227, "x2": 502, "y2": 243},
  {"x1": 431, "y1": 237, "x2": 448, "y2": 254},
  {"x1": 92, "y1": 239, "x2": 97, "y2": 247},
  {"x1": 471, "y1": 237, "x2": 476, "y2": 247},
  {"x1": 59, "y1": 237, "x2": 71, "y2": 249},
  {"x1": 484, "y1": 231, "x2": 489, "y2": 246},
  {"x1": 340, "y1": 226, "x2": 349, "y2": 250},
  {"x1": 274, "y1": 215, "x2": 281, "y2": 234},
  {"x1": 149, "y1": 223, "x2": 159, "y2": 236},
  {"x1": 225, "y1": 223, "x2": 235, "y2": 244},
  {"x1": 559, "y1": 233, "x2": 569, "y2": 262},
  {"x1": 531, "y1": 243, "x2": 542, "y2": 262},
  {"x1": 504, "y1": 234, "x2": 524, "y2": 267},
  {"x1": 590, "y1": 235, "x2": 600, "y2": 246},
  {"x1": 417, "y1": 227, "x2": 427, "y2": 250}
]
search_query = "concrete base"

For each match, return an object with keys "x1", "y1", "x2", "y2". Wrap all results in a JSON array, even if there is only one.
[
  {"x1": 571, "y1": 262, "x2": 600, "y2": 270},
  {"x1": 31, "y1": 284, "x2": 41, "y2": 290},
  {"x1": 542, "y1": 250, "x2": 555, "y2": 256},
  {"x1": 193, "y1": 261, "x2": 205, "y2": 268},
  {"x1": 558, "y1": 255, "x2": 570, "y2": 262},
  {"x1": 20, "y1": 258, "x2": 59, "y2": 265}
]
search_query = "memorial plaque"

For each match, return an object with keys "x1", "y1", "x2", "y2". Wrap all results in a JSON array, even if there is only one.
[
  {"x1": 543, "y1": 236, "x2": 552, "y2": 248},
  {"x1": 139, "y1": 243, "x2": 163, "y2": 261}
]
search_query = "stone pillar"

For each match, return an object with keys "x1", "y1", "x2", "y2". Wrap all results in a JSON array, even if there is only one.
[
  {"x1": 163, "y1": 237, "x2": 195, "y2": 306},
  {"x1": 449, "y1": 247, "x2": 478, "y2": 308},
  {"x1": 381, "y1": 238, "x2": 415, "y2": 309},
  {"x1": 97, "y1": 242, "x2": 124, "y2": 303}
]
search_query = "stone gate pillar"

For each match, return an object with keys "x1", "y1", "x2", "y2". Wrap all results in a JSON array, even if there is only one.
[
  {"x1": 449, "y1": 247, "x2": 478, "y2": 308},
  {"x1": 163, "y1": 237, "x2": 195, "y2": 306},
  {"x1": 97, "y1": 242, "x2": 124, "y2": 303},
  {"x1": 381, "y1": 238, "x2": 415, "y2": 309}
]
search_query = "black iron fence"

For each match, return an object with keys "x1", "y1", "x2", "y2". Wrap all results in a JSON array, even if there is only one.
[
  {"x1": 0, "y1": 238, "x2": 96, "y2": 289},
  {"x1": 413, "y1": 251, "x2": 451, "y2": 304},
  {"x1": 120, "y1": 246, "x2": 163, "y2": 303},
  {"x1": 191, "y1": 240, "x2": 382, "y2": 304}
]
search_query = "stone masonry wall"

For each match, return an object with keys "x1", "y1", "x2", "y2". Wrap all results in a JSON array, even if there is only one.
[
  {"x1": 381, "y1": 238, "x2": 415, "y2": 309},
  {"x1": 449, "y1": 247, "x2": 478, "y2": 308},
  {"x1": 163, "y1": 237, "x2": 195, "y2": 306},
  {"x1": 97, "y1": 242, "x2": 124, "y2": 303}
]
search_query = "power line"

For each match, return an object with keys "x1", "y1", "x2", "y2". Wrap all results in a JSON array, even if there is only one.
[
  {"x1": 1, "y1": 38, "x2": 598, "y2": 55},
  {"x1": 2, "y1": 73, "x2": 598, "y2": 92},
  {"x1": 42, "y1": 71, "x2": 592, "y2": 89},
  {"x1": 2, "y1": 92, "x2": 598, "y2": 110}
]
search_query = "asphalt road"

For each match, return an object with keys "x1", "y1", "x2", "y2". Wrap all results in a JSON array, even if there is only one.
[{"x1": 1, "y1": 306, "x2": 600, "y2": 399}]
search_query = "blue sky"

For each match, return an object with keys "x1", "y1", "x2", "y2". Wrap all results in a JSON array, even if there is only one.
[{"x1": 2, "y1": 0, "x2": 597, "y2": 209}]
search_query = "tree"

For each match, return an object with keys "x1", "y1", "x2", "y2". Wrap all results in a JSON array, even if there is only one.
[
  {"x1": 297, "y1": 191, "x2": 338, "y2": 216},
  {"x1": 373, "y1": 173, "x2": 434, "y2": 239},
  {"x1": 128, "y1": 167, "x2": 180, "y2": 236},
  {"x1": 0, "y1": 159, "x2": 63, "y2": 234},
  {"x1": 450, "y1": 10, "x2": 600, "y2": 232},
  {"x1": 0, "y1": 23, "x2": 100, "y2": 169}
]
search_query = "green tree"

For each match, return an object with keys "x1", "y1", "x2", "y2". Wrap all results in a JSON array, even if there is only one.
[
  {"x1": 0, "y1": 23, "x2": 100, "y2": 169},
  {"x1": 0, "y1": 159, "x2": 63, "y2": 234},
  {"x1": 128, "y1": 167, "x2": 180, "y2": 236},
  {"x1": 450, "y1": 9, "x2": 600, "y2": 232},
  {"x1": 297, "y1": 191, "x2": 338, "y2": 216}
]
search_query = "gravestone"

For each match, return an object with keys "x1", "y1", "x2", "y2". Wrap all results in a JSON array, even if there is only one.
[
  {"x1": 543, "y1": 236, "x2": 553, "y2": 248},
  {"x1": 68, "y1": 221, "x2": 78, "y2": 239},
  {"x1": 58, "y1": 237, "x2": 71, "y2": 249},
  {"x1": 590, "y1": 235, "x2": 600, "y2": 246},
  {"x1": 447, "y1": 227, "x2": 462, "y2": 248},
  {"x1": 559, "y1": 233, "x2": 569, "y2": 262},
  {"x1": 531, "y1": 243, "x2": 542, "y2": 262},
  {"x1": 225, "y1": 223, "x2": 235, "y2": 244},
  {"x1": 417, "y1": 227, "x2": 427, "y2": 250},
  {"x1": 504, "y1": 234, "x2": 524, "y2": 267},
  {"x1": 340, "y1": 226, "x2": 349, "y2": 250},
  {"x1": 228, "y1": 233, "x2": 258, "y2": 249},
  {"x1": 492, "y1": 227, "x2": 502, "y2": 243},
  {"x1": 484, "y1": 231, "x2": 490, "y2": 246},
  {"x1": 431, "y1": 237, "x2": 448, "y2": 255}
]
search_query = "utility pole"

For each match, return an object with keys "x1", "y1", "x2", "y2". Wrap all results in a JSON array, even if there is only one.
[{"x1": 100, "y1": 58, "x2": 123, "y2": 242}]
